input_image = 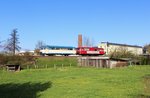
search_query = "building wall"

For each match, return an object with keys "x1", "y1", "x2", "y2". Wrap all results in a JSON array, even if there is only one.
[
  {"x1": 98, "y1": 42, "x2": 143, "y2": 55},
  {"x1": 78, "y1": 57, "x2": 128, "y2": 68}
]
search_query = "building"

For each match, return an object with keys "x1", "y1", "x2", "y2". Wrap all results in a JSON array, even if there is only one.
[
  {"x1": 78, "y1": 57, "x2": 129, "y2": 68},
  {"x1": 98, "y1": 42, "x2": 143, "y2": 55},
  {"x1": 40, "y1": 45, "x2": 76, "y2": 56},
  {"x1": 17, "y1": 50, "x2": 34, "y2": 56}
]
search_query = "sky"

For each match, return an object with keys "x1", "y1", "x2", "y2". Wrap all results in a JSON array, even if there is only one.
[{"x1": 0, "y1": 0, "x2": 150, "y2": 50}]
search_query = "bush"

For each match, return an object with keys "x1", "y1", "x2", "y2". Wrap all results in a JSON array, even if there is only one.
[
  {"x1": 0, "y1": 54, "x2": 36, "y2": 69},
  {"x1": 0, "y1": 54, "x2": 7, "y2": 65},
  {"x1": 140, "y1": 56, "x2": 150, "y2": 65},
  {"x1": 109, "y1": 48, "x2": 135, "y2": 59}
]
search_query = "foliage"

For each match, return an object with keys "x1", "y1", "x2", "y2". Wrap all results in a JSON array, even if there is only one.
[
  {"x1": 34, "y1": 49, "x2": 41, "y2": 56},
  {"x1": 143, "y1": 44, "x2": 150, "y2": 54},
  {"x1": 109, "y1": 47, "x2": 136, "y2": 59},
  {"x1": 6, "y1": 55, "x2": 22, "y2": 65},
  {"x1": 0, "y1": 66, "x2": 150, "y2": 98},
  {"x1": 34, "y1": 40, "x2": 45, "y2": 56},
  {"x1": 4, "y1": 29, "x2": 21, "y2": 55},
  {"x1": 139, "y1": 56, "x2": 150, "y2": 65},
  {"x1": 20, "y1": 54, "x2": 36, "y2": 68},
  {"x1": 0, "y1": 40, "x2": 5, "y2": 50},
  {"x1": 0, "y1": 54, "x2": 7, "y2": 66},
  {"x1": 0, "y1": 55, "x2": 77, "y2": 69},
  {"x1": 0, "y1": 54, "x2": 36, "y2": 68}
]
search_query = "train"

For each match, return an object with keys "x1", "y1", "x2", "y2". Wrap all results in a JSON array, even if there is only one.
[{"x1": 40, "y1": 45, "x2": 105, "y2": 56}]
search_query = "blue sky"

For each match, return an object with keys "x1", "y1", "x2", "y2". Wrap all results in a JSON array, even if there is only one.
[{"x1": 0, "y1": 0, "x2": 150, "y2": 50}]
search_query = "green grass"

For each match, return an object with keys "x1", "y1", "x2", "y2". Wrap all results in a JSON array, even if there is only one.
[
  {"x1": 22, "y1": 57, "x2": 78, "y2": 69},
  {"x1": 0, "y1": 66, "x2": 150, "y2": 98}
]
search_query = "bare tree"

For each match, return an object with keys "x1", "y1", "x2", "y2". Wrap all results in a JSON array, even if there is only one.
[
  {"x1": 83, "y1": 36, "x2": 94, "y2": 47},
  {"x1": 35, "y1": 40, "x2": 45, "y2": 49},
  {"x1": 4, "y1": 29, "x2": 21, "y2": 55},
  {"x1": 0, "y1": 40, "x2": 5, "y2": 49},
  {"x1": 35, "y1": 40, "x2": 45, "y2": 55}
]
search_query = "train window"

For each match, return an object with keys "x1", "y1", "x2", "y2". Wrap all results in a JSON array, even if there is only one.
[{"x1": 84, "y1": 48, "x2": 89, "y2": 51}]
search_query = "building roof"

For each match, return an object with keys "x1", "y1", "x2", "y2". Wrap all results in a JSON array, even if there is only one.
[
  {"x1": 41, "y1": 45, "x2": 75, "y2": 49},
  {"x1": 101, "y1": 42, "x2": 142, "y2": 48}
]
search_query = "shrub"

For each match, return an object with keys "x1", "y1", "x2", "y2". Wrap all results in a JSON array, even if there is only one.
[
  {"x1": 0, "y1": 54, "x2": 36, "y2": 69},
  {"x1": 0, "y1": 54, "x2": 7, "y2": 65},
  {"x1": 109, "y1": 48, "x2": 135, "y2": 59},
  {"x1": 139, "y1": 56, "x2": 150, "y2": 65}
]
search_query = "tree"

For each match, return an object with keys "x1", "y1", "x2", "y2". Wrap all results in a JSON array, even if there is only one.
[
  {"x1": 109, "y1": 47, "x2": 135, "y2": 59},
  {"x1": 83, "y1": 36, "x2": 94, "y2": 47},
  {"x1": 0, "y1": 40, "x2": 5, "y2": 49},
  {"x1": 34, "y1": 40, "x2": 45, "y2": 55},
  {"x1": 143, "y1": 44, "x2": 150, "y2": 54},
  {"x1": 35, "y1": 40, "x2": 45, "y2": 49},
  {"x1": 0, "y1": 41, "x2": 3, "y2": 49},
  {"x1": 4, "y1": 29, "x2": 21, "y2": 55}
]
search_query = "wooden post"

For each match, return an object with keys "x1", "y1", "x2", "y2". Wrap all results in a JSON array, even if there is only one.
[
  {"x1": 96, "y1": 59, "x2": 99, "y2": 68},
  {"x1": 94, "y1": 59, "x2": 96, "y2": 67},
  {"x1": 62, "y1": 64, "x2": 63, "y2": 68},
  {"x1": 98, "y1": 60, "x2": 100, "y2": 68},
  {"x1": 54, "y1": 64, "x2": 56, "y2": 69},
  {"x1": 27, "y1": 65, "x2": 29, "y2": 69},
  {"x1": 18, "y1": 65, "x2": 20, "y2": 71},
  {"x1": 81, "y1": 59, "x2": 83, "y2": 66},
  {"x1": 34, "y1": 64, "x2": 36, "y2": 69},
  {"x1": 86, "y1": 59, "x2": 89, "y2": 67},
  {"x1": 82, "y1": 59, "x2": 84, "y2": 66},
  {"x1": 7, "y1": 66, "x2": 8, "y2": 71},
  {"x1": 3, "y1": 66, "x2": 5, "y2": 71},
  {"x1": 36, "y1": 65, "x2": 38, "y2": 69},
  {"x1": 70, "y1": 63, "x2": 71, "y2": 67},
  {"x1": 108, "y1": 60, "x2": 111, "y2": 68},
  {"x1": 129, "y1": 61, "x2": 132, "y2": 66}
]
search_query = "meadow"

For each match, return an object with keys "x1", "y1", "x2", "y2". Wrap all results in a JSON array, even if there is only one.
[
  {"x1": 0, "y1": 65, "x2": 150, "y2": 98},
  {"x1": 21, "y1": 57, "x2": 78, "y2": 69}
]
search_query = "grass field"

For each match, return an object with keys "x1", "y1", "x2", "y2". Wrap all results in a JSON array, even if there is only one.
[
  {"x1": 0, "y1": 66, "x2": 150, "y2": 98},
  {"x1": 21, "y1": 57, "x2": 78, "y2": 69}
]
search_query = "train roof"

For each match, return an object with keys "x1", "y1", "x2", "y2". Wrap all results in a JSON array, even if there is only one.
[
  {"x1": 101, "y1": 42, "x2": 142, "y2": 48},
  {"x1": 41, "y1": 45, "x2": 76, "y2": 49},
  {"x1": 77, "y1": 46, "x2": 99, "y2": 48}
]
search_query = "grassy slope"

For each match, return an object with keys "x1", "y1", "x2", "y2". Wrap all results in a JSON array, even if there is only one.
[
  {"x1": 0, "y1": 66, "x2": 150, "y2": 98},
  {"x1": 22, "y1": 57, "x2": 78, "y2": 69}
]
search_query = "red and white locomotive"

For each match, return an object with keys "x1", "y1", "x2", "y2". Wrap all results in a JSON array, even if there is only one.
[{"x1": 76, "y1": 47, "x2": 105, "y2": 56}]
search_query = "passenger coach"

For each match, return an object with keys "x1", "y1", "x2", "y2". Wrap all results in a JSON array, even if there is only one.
[{"x1": 40, "y1": 45, "x2": 76, "y2": 56}]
